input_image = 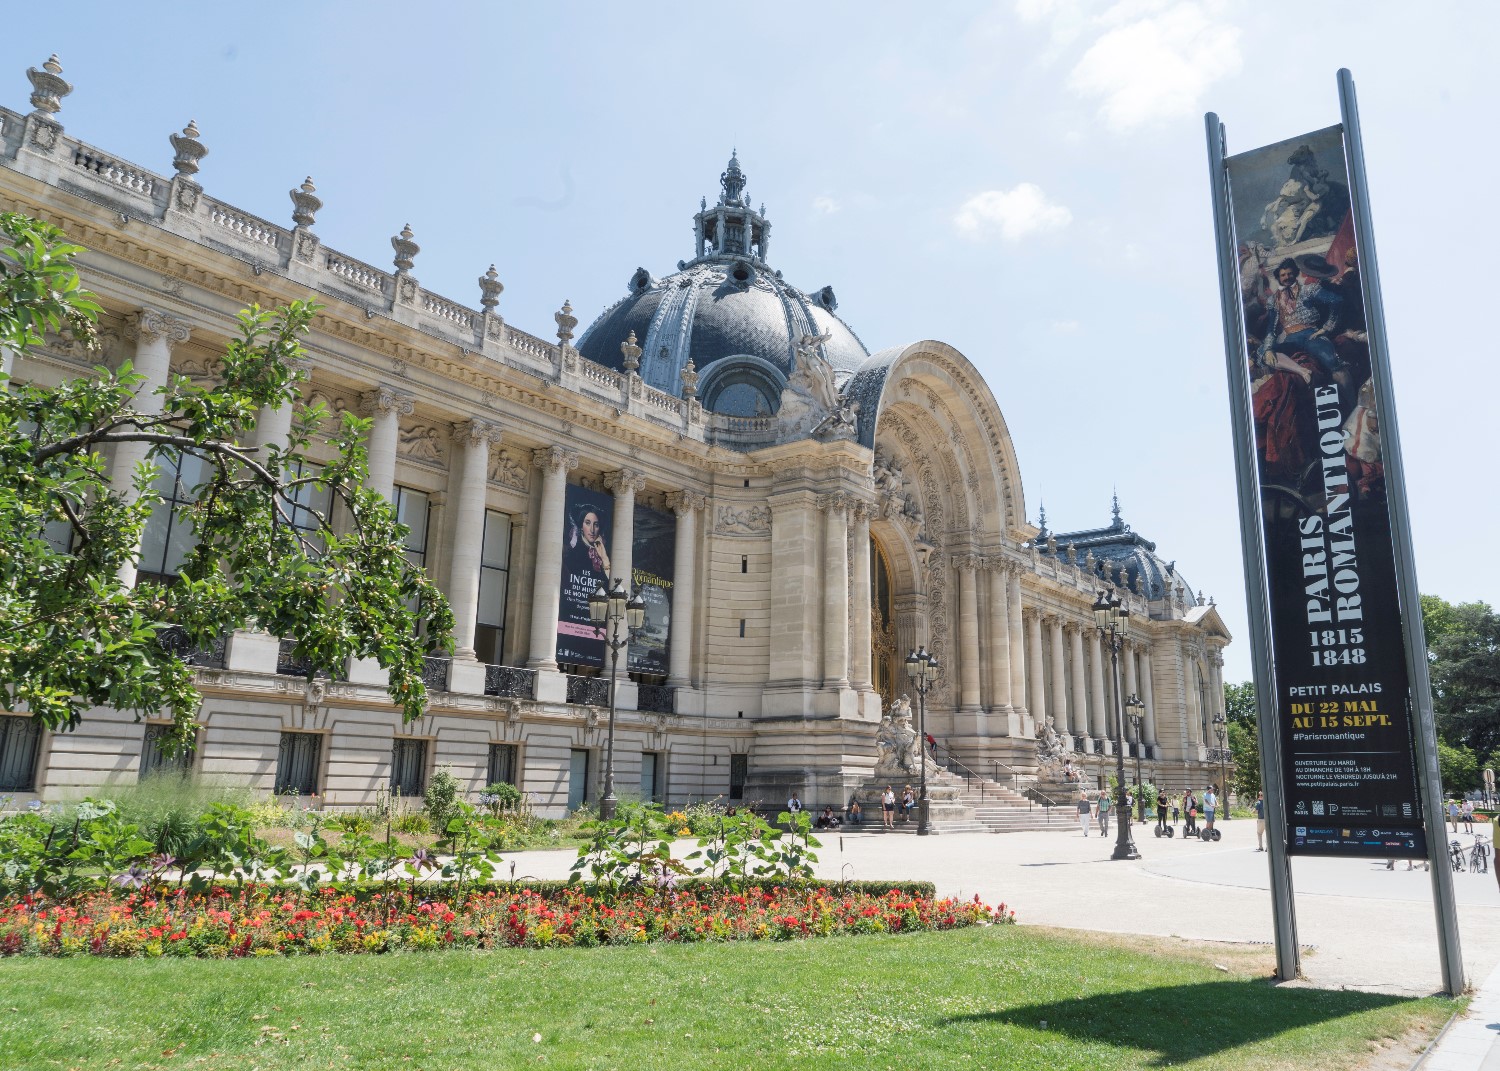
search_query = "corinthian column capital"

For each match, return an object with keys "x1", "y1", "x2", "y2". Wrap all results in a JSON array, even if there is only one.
[
  {"x1": 360, "y1": 385, "x2": 415, "y2": 417},
  {"x1": 532, "y1": 445, "x2": 579, "y2": 474},
  {"x1": 124, "y1": 307, "x2": 193, "y2": 347}
]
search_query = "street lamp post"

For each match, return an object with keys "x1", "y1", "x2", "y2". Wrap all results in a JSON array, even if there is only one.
[
  {"x1": 588, "y1": 577, "x2": 646, "y2": 821},
  {"x1": 1127, "y1": 706, "x2": 1146, "y2": 823},
  {"x1": 1212, "y1": 712, "x2": 1229, "y2": 820},
  {"x1": 904, "y1": 646, "x2": 942, "y2": 836},
  {"x1": 1092, "y1": 591, "x2": 1140, "y2": 861}
]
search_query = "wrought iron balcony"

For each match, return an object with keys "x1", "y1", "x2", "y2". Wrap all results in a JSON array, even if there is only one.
[
  {"x1": 484, "y1": 665, "x2": 536, "y2": 699},
  {"x1": 637, "y1": 684, "x2": 676, "y2": 715},
  {"x1": 157, "y1": 626, "x2": 228, "y2": 669},
  {"x1": 276, "y1": 638, "x2": 331, "y2": 678},
  {"x1": 565, "y1": 674, "x2": 611, "y2": 707},
  {"x1": 421, "y1": 656, "x2": 451, "y2": 693}
]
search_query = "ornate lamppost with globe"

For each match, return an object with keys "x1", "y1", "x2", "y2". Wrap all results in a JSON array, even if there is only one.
[
  {"x1": 1092, "y1": 590, "x2": 1141, "y2": 861},
  {"x1": 1211, "y1": 711, "x2": 1231, "y2": 820},
  {"x1": 1127, "y1": 704, "x2": 1147, "y2": 823},
  {"x1": 588, "y1": 577, "x2": 645, "y2": 821},
  {"x1": 904, "y1": 645, "x2": 942, "y2": 836}
]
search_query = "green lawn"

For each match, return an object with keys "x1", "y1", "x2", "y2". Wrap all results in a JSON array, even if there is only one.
[{"x1": 0, "y1": 927, "x2": 1455, "y2": 1070}]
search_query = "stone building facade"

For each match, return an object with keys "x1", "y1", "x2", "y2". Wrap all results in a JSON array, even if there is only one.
[{"x1": 0, "y1": 58, "x2": 1231, "y2": 816}]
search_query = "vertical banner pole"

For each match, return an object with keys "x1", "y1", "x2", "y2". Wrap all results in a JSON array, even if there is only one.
[
  {"x1": 1336, "y1": 69, "x2": 1465, "y2": 995},
  {"x1": 1204, "y1": 112, "x2": 1301, "y2": 982}
]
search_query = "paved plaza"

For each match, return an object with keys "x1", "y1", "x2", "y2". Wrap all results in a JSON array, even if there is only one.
[{"x1": 507, "y1": 817, "x2": 1500, "y2": 1000}]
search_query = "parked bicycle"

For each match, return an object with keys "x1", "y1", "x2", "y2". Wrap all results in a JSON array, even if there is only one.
[
  {"x1": 1471, "y1": 835, "x2": 1490, "y2": 874},
  {"x1": 1449, "y1": 840, "x2": 1467, "y2": 873}
]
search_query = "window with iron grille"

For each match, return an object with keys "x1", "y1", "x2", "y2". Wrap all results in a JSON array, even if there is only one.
[
  {"x1": 390, "y1": 738, "x2": 428, "y2": 799},
  {"x1": 487, "y1": 743, "x2": 518, "y2": 788},
  {"x1": 0, "y1": 717, "x2": 43, "y2": 793},
  {"x1": 139, "y1": 723, "x2": 193, "y2": 781},
  {"x1": 274, "y1": 732, "x2": 322, "y2": 796}
]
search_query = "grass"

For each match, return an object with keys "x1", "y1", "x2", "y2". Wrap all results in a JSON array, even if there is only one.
[{"x1": 0, "y1": 926, "x2": 1456, "y2": 1070}]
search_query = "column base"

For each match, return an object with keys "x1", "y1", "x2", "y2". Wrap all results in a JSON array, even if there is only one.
[
  {"x1": 225, "y1": 630, "x2": 280, "y2": 674},
  {"x1": 534, "y1": 669, "x2": 567, "y2": 703},
  {"x1": 448, "y1": 657, "x2": 487, "y2": 696},
  {"x1": 347, "y1": 657, "x2": 388, "y2": 687}
]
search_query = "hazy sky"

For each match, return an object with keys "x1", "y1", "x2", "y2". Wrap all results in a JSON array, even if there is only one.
[{"x1": 4, "y1": 2, "x2": 1495, "y2": 682}]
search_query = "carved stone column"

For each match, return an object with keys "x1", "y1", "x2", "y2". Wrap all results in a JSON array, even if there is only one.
[
  {"x1": 359, "y1": 386, "x2": 414, "y2": 503},
  {"x1": 956, "y1": 555, "x2": 982, "y2": 714},
  {"x1": 1008, "y1": 566, "x2": 1029, "y2": 728},
  {"x1": 1048, "y1": 614, "x2": 1069, "y2": 738},
  {"x1": 985, "y1": 561, "x2": 1012, "y2": 717},
  {"x1": 1025, "y1": 607, "x2": 1047, "y2": 729},
  {"x1": 818, "y1": 493, "x2": 850, "y2": 688},
  {"x1": 1088, "y1": 627, "x2": 1110, "y2": 751},
  {"x1": 604, "y1": 468, "x2": 646, "y2": 667},
  {"x1": 849, "y1": 503, "x2": 873, "y2": 692},
  {"x1": 253, "y1": 357, "x2": 311, "y2": 459},
  {"x1": 114, "y1": 308, "x2": 192, "y2": 587},
  {"x1": 526, "y1": 447, "x2": 578, "y2": 670},
  {"x1": 447, "y1": 420, "x2": 502, "y2": 660},
  {"x1": 1123, "y1": 642, "x2": 1141, "y2": 744},
  {"x1": 1068, "y1": 622, "x2": 1089, "y2": 747},
  {"x1": 665, "y1": 491, "x2": 705, "y2": 686},
  {"x1": 1141, "y1": 645, "x2": 1159, "y2": 752}
]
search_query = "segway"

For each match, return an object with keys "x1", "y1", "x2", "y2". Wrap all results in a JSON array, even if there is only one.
[{"x1": 1200, "y1": 827, "x2": 1222, "y2": 842}]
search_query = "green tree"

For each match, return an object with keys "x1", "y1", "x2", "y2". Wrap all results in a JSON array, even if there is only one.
[
  {"x1": 1436, "y1": 739, "x2": 1481, "y2": 795},
  {"x1": 1227, "y1": 720, "x2": 1261, "y2": 800},
  {"x1": 1423, "y1": 596, "x2": 1500, "y2": 758},
  {"x1": 1224, "y1": 679, "x2": 1257, "y2": 726},
  {"x1": 0, "y1": 212, "x2": 453, "y2": 749}
]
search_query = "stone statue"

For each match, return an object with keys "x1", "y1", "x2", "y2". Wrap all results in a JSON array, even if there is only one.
[
  {"x1": 778, "y1": 332, "x2": 842, "y2": 441},
  {"x1": 874, "y1": 694, "x2": 940, "y2": 778},
  {"x1": 1035, "y1": 717, "x2": 1068, "y2": 779}
]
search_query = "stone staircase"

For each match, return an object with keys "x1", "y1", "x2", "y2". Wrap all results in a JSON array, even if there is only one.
[{"x1": 856, "y1": 778, "x2": 1072, "y2": 835}]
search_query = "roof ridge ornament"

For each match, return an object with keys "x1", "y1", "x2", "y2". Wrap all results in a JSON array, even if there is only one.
[
  {"x1": 555, "y1": 299, "x2": 577, "y2": 345},
  {"x1": 391, "y1": 224, "x2": 419, "y2": 273},
  {"x1": 169, "y1": 120, "x2": 207, "y2": 178},
  {"x1": 619, "y1": 330, "x2": 641, "y2": 372},
  {"x1": 479, "y1": 265, "x2": 503, "y2": 312},
  {"x1": 26, "y1": 54, "x2": 71, "y2": 119},
  {"x1": 289, "y1": 177, "x2": 321, "y2": 228}
]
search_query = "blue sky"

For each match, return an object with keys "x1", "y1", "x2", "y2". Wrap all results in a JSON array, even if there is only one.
[{"x1": 4, "y1": 1, "x2": 1496, "y2": 682}]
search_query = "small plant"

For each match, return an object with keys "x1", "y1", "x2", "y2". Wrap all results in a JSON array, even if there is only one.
[
  {"x1": 479, "y1": 782, "x2": 522, "y2": 816},
  {"x1": 424, "y1": 766, "x2": 462, "y2": 833},
  {"x1": 393, "y1": 811, "x2": 430, "y2": 836},
  {"x1": 327, "y1": 812, "x2": 375, "y2": 836}
]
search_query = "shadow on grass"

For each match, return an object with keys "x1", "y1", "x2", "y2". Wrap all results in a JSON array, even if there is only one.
[{"x1": 943, "y1": 979, "x2": 1415, "y2": 1065}]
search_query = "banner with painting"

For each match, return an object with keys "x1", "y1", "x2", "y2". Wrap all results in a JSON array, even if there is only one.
[
  {"x1": 1223, "y1": 126, "x2": 1424, "y2": 858},
  {"x1": 628, "y1": 505, "x2": 675, "y2": 676},
  {"x1": 556, "y1": 484, "x2": 612, "y2": 668}
]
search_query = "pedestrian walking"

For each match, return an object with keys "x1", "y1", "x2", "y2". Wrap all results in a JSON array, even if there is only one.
[
  {"x1": 1157, "y1": 791, "x2": 1171, "y2": 835},
  {"x1": 1097, "y1": 792, "x2": 1112, "y2": 837},
  {"x1": 1077, "y1": 792, "x2": 1092, "y2": 836},
  {"x1": 1463, "y1": 800, "x2": 1475, "y2": 834},
  {"x1": 1254, "y1": 791, "x2": 1265, "y2": 851},
  {"x1": 1448, "y1": 799, "x2": 1460, "y2": 833},
  {"x1": 881, "y1": 785, "x2": 895, "y2": 829}
]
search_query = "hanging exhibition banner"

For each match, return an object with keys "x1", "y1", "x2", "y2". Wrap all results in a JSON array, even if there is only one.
[
  {"x1": 1222, "y1": 125, "x2": 1425, "y2": 858},
  {"x1": 628, "y1": 504, "x2": 676, "y2": 676},
  {"x1": 556, "y1": 484, "x2": 613, "y2": 668}
]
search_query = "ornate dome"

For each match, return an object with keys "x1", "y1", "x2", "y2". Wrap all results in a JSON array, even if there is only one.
[
  {"x1": 1042, "y1": 497, "x2": 1196, "y2": 607},
  {"x1": 575, "y1": 153, "x2": 868, "y2": 416}
]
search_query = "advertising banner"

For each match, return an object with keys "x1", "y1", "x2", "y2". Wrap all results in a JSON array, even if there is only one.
[
  {"x1": 556, "y1": 484, "x2": 613, "y2": 668},
  {"x1": 1224, "y1": 126, "x2": 1425, "y2": 858},
  {"x1": 628, "y1": 504, "x2": 676, "y2": 676}
]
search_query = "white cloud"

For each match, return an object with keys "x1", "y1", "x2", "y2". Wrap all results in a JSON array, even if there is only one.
[
  {"x1": 954, "y1": 183, "x2": 1073, "y2": 242},
  {"x1": 812, "y1": 195, "x2": 841, "y2": 215},
  {"x1": 1065, "y1": 2, "x2": 1241, "y2": 130},
  {"x1": 1051, "y1": 319, "x2": 1082, "y2": 334}
]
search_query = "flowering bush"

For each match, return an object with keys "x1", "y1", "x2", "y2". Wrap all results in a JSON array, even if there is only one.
[{"x1": 0, "y1": 885, "x2": 1010, "y2": 958}]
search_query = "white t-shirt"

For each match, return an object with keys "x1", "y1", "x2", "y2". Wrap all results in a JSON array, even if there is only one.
[
  {"x1": 882, "y1": 790, "x2": 895, "y2": 806},
  {"x1": 787, "y1": 797, "x2": 802, "y2": 812}
]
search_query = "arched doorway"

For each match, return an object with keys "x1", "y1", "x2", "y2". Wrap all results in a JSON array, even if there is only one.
[{"x1": 871, "y1": 535, "x2": 899, "y2": 710}]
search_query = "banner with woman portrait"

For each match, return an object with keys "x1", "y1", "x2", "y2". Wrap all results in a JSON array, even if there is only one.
[{"x1": 556, "y1": 484, "x2": 613, "y2": 668}]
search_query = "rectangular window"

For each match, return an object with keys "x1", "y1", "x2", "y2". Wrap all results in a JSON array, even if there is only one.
[
  {"x1": 274, "y1": 732, "x2": 322, "y2": 796},
  {"x1": 640, "y1": 751, "x2": 664, "y2": 804},
  {"x1": 139, "y1": 723, "x2": 193, "y2": 781},
  {"x1": 0, "y1": 717, "x2": 43, "y2": 792},
  {"x1": 568, "y1": 748, "x2": 590, "y2": 811},
  {"x1": 475, "y1": 509, "x2": 513, "y2": 665},
  {"x1": 392, "y1": 486, "x2": 432, "y2": 572},
  {"x1": 390, "y1": 738, "x2": 428, "y2": 799},
  {"x1": 487, "y1": 743, "x2": 518, "y2": 788},
  {"x1": 285, "y1": 460, "x2": 333, "y2": 536},
  {"x1": 137, "y1": 450, "x2": 213, "y2": 585},
  {"x1": 18, "y1": 419, "x2": 77, "y2": 554},
  {"x1": 729, "y1": 754, "x2": 748, "y2": 800}
]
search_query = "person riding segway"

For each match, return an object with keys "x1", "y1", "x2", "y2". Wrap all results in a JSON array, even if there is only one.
[{"x1": 1155, "y1": 789, "x2": 1174, "y2": 838}]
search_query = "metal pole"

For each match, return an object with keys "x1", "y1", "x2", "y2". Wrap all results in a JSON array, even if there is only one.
[
  {"x1": 1134, "y1": 721, "x2": 1144, "y2": 823},
  {"x1": 1204, "y1": 111, "x2": 1300, "y2": 981},
  {"x1": 917, "y1": 677, "x2": 931, "y2": 835},
  {"x1": 1337, "y1": 69, "x2": 1464, "y2": 995},
  {"x1": 600, "y1": 612, "x2": 621, "y2": 821},
  {"x1": 1109, "y1": 630, "x2": 1139, "y2": 861}
]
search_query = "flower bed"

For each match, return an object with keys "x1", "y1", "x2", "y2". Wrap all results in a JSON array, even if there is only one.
[{"x1": 0, "y1": 885, "x2": 1010, "y2": 958}]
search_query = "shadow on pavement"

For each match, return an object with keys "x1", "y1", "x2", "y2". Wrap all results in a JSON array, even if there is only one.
[{"x1": 942, "y1": 979, "x2": 1413, "y2": 1064}]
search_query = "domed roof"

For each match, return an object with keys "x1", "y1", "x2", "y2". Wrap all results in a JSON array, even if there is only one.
[
  {"x1": 576, "y1": 154, "x2": 868, "y2": 416},
  {"x1": 1042, "y1": 497, "x2": 1195, "y2": 606}
]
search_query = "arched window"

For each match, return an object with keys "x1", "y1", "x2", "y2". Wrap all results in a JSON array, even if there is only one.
[
  {"x1": 699, "y1": 356, "x2": 785, "y2": 417},
  {"x1": 871, "y1": 536, "x2": 898, "y2": 708}
]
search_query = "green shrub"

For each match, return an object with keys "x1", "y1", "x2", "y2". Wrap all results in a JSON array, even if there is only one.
[
  {"x1": 92, "y1": 778, "x2": 253, "y2": 857},
  {"x1": 479, "y1": 782, "x2": 522, "y2": 815},
  {"x1": 393, "y1": 811, "x2": 430, "y2": 836},
  {"x1": 424, "y1": 766, "x2": 461, "y2": 833},
  {"x1": 327, "y1": 812, "x2": 374, "y2": 835}
]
